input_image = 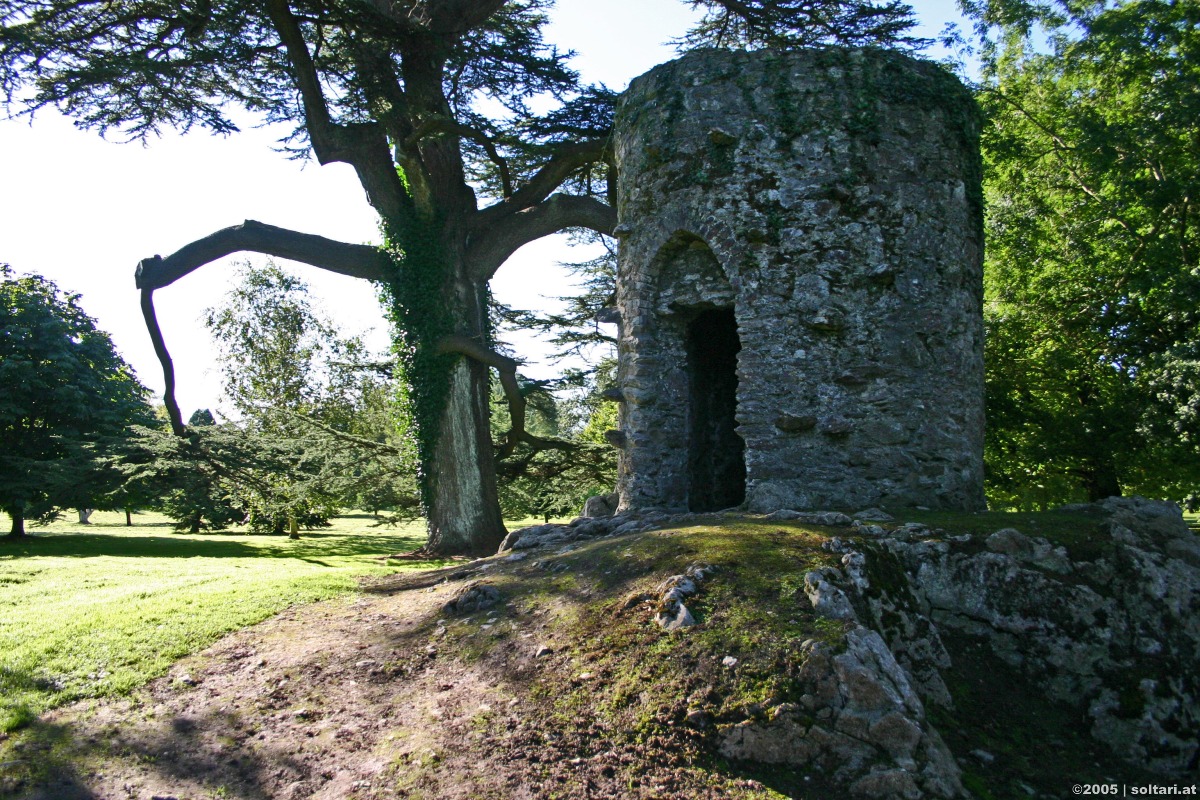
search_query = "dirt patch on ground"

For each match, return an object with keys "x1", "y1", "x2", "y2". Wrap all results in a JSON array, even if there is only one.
[{"x1": 3, "y1": 525, "x2": 818, "y2": 800}]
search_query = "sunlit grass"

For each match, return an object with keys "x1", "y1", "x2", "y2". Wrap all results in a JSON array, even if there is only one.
[{"x1": 0, "y1": 509, "x2": 440, "y2": 732}]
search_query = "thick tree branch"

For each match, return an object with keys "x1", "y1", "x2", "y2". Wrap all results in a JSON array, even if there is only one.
[
  {"x1": 474, "y1": 139, "x2": 610, "y2": 227},
  {"x1": 360, "y1": 0, "x2": 508, "y2": 34},
  {"x1": 140, "y1": 289, "x2": 186, "y2": 437},
  {"x1": 264, "y1": 0, "x2": 338, "y2": 158},
  {"x1": 467, "y1": 194, "x2": 616, "y2": 281},
  {"x1": 134, "y1": 220, "x2": 389, "y2": 291},
  {"x1": 435, "y1": 335, "x2": 574, "y2": 459},
  {"x1": 266, "y1": 0, "x2": 408, "y2": 218},
  {"x1": 406, "y1": 116, "x2": 513, "y2": 197},
  {"x1": 135, "y1": 221, "x2": 388, "y2": 433}
]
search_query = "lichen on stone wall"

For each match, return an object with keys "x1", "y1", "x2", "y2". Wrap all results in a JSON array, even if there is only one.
[{"x1": 612, "y1": 47, "x2": 985, "y2": 515}]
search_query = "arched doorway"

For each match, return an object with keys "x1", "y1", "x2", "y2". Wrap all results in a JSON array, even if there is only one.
[{"x1": 686, "y1": 307, "x2": 745, "y2": 511}]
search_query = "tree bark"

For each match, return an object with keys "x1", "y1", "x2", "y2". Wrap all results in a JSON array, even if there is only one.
[
  {"x1": 1083, "y1": 462, "x2": 1122, "y2": 502},
  {"x1": 125, "y1": 508, "x2": 133, "y2": 526},
  {"x1": 422, "y1": 262, "x2": 508, "y2": 555},
  {"x1": 7, "y1": 506, "x2": 25, "y2": 537},
  {"x1": 425, "y1": 356, "x2": 506, "y2": 554}
]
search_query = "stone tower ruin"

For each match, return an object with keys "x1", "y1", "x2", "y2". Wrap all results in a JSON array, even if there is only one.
[{"x1": 609, "y1": 48, "x2": 986, "y2": 514}]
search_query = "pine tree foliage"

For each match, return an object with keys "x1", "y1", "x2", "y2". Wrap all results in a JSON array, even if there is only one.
[
  {"x1": 203, "y1": 262, "x2": 419, "y2": 532},
  {"x1": 492, "y1": 231, "x2": 617, "y2": 382},
  {"x1": 676, "y1": 0, "x2": 929, "y2": 50}
]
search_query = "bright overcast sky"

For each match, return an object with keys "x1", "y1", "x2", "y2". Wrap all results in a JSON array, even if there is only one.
[{"x1": 0, "y1": 0, "x2": 968, "y2": 418}]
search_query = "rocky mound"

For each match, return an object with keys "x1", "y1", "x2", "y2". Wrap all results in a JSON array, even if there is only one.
[{"x1": 4, "y1": 499, "x2": 1196, "y2": 799}]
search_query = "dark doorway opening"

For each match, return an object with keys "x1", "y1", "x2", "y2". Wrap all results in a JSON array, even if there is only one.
[{"x1": 686, "y1": 308, "x2": 746, "y2": 512}]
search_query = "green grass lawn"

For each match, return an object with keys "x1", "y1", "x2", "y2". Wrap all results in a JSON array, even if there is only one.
[{"x1": 0, "y1": 510, "x2": 442, "y2": 733}]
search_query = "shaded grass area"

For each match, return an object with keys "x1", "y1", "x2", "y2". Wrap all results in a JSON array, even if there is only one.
[{"x1": 0, "y1": 510, "x2": 439, "y2": 733}]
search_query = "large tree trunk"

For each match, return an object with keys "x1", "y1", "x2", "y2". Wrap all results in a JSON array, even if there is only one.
[
  {"x1": 7, "y1": 506, "x2": 26, "y2": 538},
  {"x1": 426, "y1": 356, "x2": 506, "y2": 554},
  {"x1": 422, "y1": 260, "x2": 506, "y2": 556},
  {"x1": 1083, "y1": 460, "x2": 1122, "y2": 502}
]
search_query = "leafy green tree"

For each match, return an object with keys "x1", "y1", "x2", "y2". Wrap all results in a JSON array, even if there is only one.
[
  {"x1": 345, "y1": 380, "x2": 424, "y2": 519},
  {"x1": 964, "y1": 0, "x2": 1200, "y2": 505},
  {"x1": 202, "y1": 262, "x2": 419, "y2": 530},
  {"x1": 1, "y1": 0, "x2": 935, "y2": 552},
  {"x1": 123, "y1": 408, "x2": 244, "y2": 533},
  {"x1": 204, "y1": 263, "x2": 363, "y2": 423},
  {"x1": 490, "y1": 375, "x2": 615, "y2": 521},
  {"x1": 0, "y1": 265, "x2": 152, "y2": 536}
]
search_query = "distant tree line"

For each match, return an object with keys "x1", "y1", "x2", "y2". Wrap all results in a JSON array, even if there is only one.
[{"x1": 1, "y1": 261, "x2": 617, "y2": 538}]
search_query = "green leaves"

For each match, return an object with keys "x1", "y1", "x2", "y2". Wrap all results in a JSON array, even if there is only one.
[
  {"x1": 0, "y1": 265, "x2": 152, "y2": 527},
  {"x1": 971, "y1": 0, "x2": 1200, "y2": 505},
  {"x1": 182, "y1": 260, "x2": 418, "y2": 532}
]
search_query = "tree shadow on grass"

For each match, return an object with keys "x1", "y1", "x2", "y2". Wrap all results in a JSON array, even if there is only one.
[
  {"x1": 0, "y1": 531, "x2": 428, "y2": 562},
  {"x1": 4, "y1": 522, "x2": 845, "y2": 800},
  {"x1": 4, "y1": 708, "x2": 313, "y2": 800}
]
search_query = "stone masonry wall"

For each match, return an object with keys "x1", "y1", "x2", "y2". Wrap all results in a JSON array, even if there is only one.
[{"x1": 611, "y1": 47, "x2": 986, "y2": 513}]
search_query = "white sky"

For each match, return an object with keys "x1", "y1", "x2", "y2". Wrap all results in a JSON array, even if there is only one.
[{"x1": 0, "y1": 0, "x2": 967, "y2": 418}]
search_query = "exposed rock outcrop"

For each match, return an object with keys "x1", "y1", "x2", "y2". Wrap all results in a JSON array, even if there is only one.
[
  {"x1": 843, "y1": 497, "x2": 1198, "y2": 777},
  {"x1": 720, "y1": 627, "x2": 965, "y2": 799},
  {"x1": 710, "y1": 497, "x2": 1199, "y2": 795},
  {"x1": 581, "y1": 492, "x2": 619, "y2": 518}
]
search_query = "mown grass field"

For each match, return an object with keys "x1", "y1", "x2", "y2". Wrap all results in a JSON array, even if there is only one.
[{"x1": 0, "y1": 510, "x2": 445, "y2": 733}]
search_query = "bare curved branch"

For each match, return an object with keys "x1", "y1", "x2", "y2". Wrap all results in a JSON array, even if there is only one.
[
  {"x1": 140, "y1": 288, "x2": 186, "y2": 437},
  {"x1": 467, "y1": 193, "x2": 616, "y2": 281},
  {"x1": 435, "y1": 334, "x2": 574, "y2": 458},
  {"x1": 135, "y1": 220, "x2": 389, "y2": 437},
  {"x1": 134, "y1": 220, "x2": 389, "y2": 291}
]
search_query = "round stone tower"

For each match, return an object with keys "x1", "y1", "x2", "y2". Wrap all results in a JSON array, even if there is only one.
[{"x1": 610, "y1": 47, "x2": 985, "y2": 513}]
